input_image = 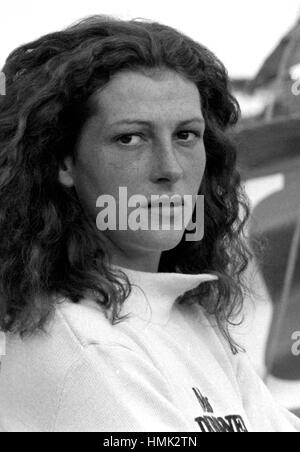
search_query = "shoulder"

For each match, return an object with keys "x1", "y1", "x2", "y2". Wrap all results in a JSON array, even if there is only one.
[
  {"x1": 0, "y1": 299, "x2": 117, "y2": 388},
  {"x1": 2, "y1": 296, "x2": 137, "y2": 380},
  {"x1": 56, "y1": 297, "x2": 132, "y2": 348},
  {"x1": 0, "y1": 298, "x2": 132, "y2": 432}
]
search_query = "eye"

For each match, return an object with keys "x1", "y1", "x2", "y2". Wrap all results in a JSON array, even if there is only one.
[
  {"x1": 177, "y1": 131, "x2": 201, "y2": 142},
  {"x1": 117, "y1": 134, "x2": 144, "y2": 146}
]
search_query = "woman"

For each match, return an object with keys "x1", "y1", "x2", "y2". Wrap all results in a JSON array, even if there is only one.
[{"x1": 0, "y1": 15, "x2": 299, "y2": 433}]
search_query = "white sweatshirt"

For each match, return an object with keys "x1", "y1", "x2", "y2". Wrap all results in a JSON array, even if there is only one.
[{"x1": 0, "y1": 265, "x2": 299, "y2": 432}]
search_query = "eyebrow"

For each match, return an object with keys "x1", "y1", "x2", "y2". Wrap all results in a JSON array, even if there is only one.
[{"x1": 110, "y1": 118, "x2": 205, "y2": 127}]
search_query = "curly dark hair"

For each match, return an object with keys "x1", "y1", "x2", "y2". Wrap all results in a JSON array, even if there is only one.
[{"x1": 0, "y1": 15, "x2": 253, "y2": 352}]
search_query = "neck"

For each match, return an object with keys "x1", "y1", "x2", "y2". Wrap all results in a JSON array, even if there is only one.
[
  {"x1": 105, "y1": 236, "x2": 162, "y2": 273},
  {"x1": 110, "y1": 263, "x2": 219, "y2": 325}
]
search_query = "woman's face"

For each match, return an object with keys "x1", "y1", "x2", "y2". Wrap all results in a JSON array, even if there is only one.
[{"x1": 59, "y1": 68, "x2": 206, "y2": 262}]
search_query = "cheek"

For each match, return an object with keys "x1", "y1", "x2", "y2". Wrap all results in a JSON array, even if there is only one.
[
  {"x1": 75, "y1": 147, "x2": 115, "y2": 194},
  {"x1": 187, "y1": 145, "x2": 206, "y2": 189},
  {"x1": 74, "y1": 152, "x2": 144, "y2": 214},
  {"x1": 71, "y1": 154, "x2": 107, "y2": 218},
  {"x1": 104, "y1": 155, "x2": 147, "y2": 196}
]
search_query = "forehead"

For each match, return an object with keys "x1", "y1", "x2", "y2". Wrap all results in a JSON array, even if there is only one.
[{"x1": 91, "y1": 69, "x2": 204, "y2": 125}]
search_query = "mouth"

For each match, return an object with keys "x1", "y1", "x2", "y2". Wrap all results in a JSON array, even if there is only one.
[{"x1": 147, "y1": 199, "x2": 184, "y2": 209}]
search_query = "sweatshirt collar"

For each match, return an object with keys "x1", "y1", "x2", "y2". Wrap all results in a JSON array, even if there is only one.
[{"x1": 111, "y1": 264, "x2": 219, "y2": 325}]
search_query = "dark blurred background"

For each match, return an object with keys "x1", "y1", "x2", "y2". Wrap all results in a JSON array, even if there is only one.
[{"x1": 232, "y1": 16, "x2": 300, "y2": 416}]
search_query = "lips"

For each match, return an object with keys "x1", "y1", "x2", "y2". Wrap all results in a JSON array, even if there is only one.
[{"x1": 147, "y1": 196, "x2": 184, "y2": 208}]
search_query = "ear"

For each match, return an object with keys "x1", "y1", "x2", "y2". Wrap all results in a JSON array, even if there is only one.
[{"x1": 58, "y1": 156, "x2": 75, "y2": 188}]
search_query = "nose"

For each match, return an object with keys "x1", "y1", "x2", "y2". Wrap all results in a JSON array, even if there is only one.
[{"x1": 149, "y1": 138, "x2": 183, "y2": 185}]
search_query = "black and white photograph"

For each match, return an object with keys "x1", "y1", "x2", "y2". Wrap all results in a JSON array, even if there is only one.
[{"x1": 0, "y1": 0, "x2": 300, "y2": 434}]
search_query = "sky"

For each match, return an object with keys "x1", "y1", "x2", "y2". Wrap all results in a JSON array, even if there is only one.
[{"x1": 0, "y1": 0, "x2": 300, "y2": 78}]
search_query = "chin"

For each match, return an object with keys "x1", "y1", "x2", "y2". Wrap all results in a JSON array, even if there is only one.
[
  {"x1": 136, "y1": 229, "x2": 185, "y2": 251},
  {"x1": 111, "y1": 229, "x2": 185, "y2": 253}
]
